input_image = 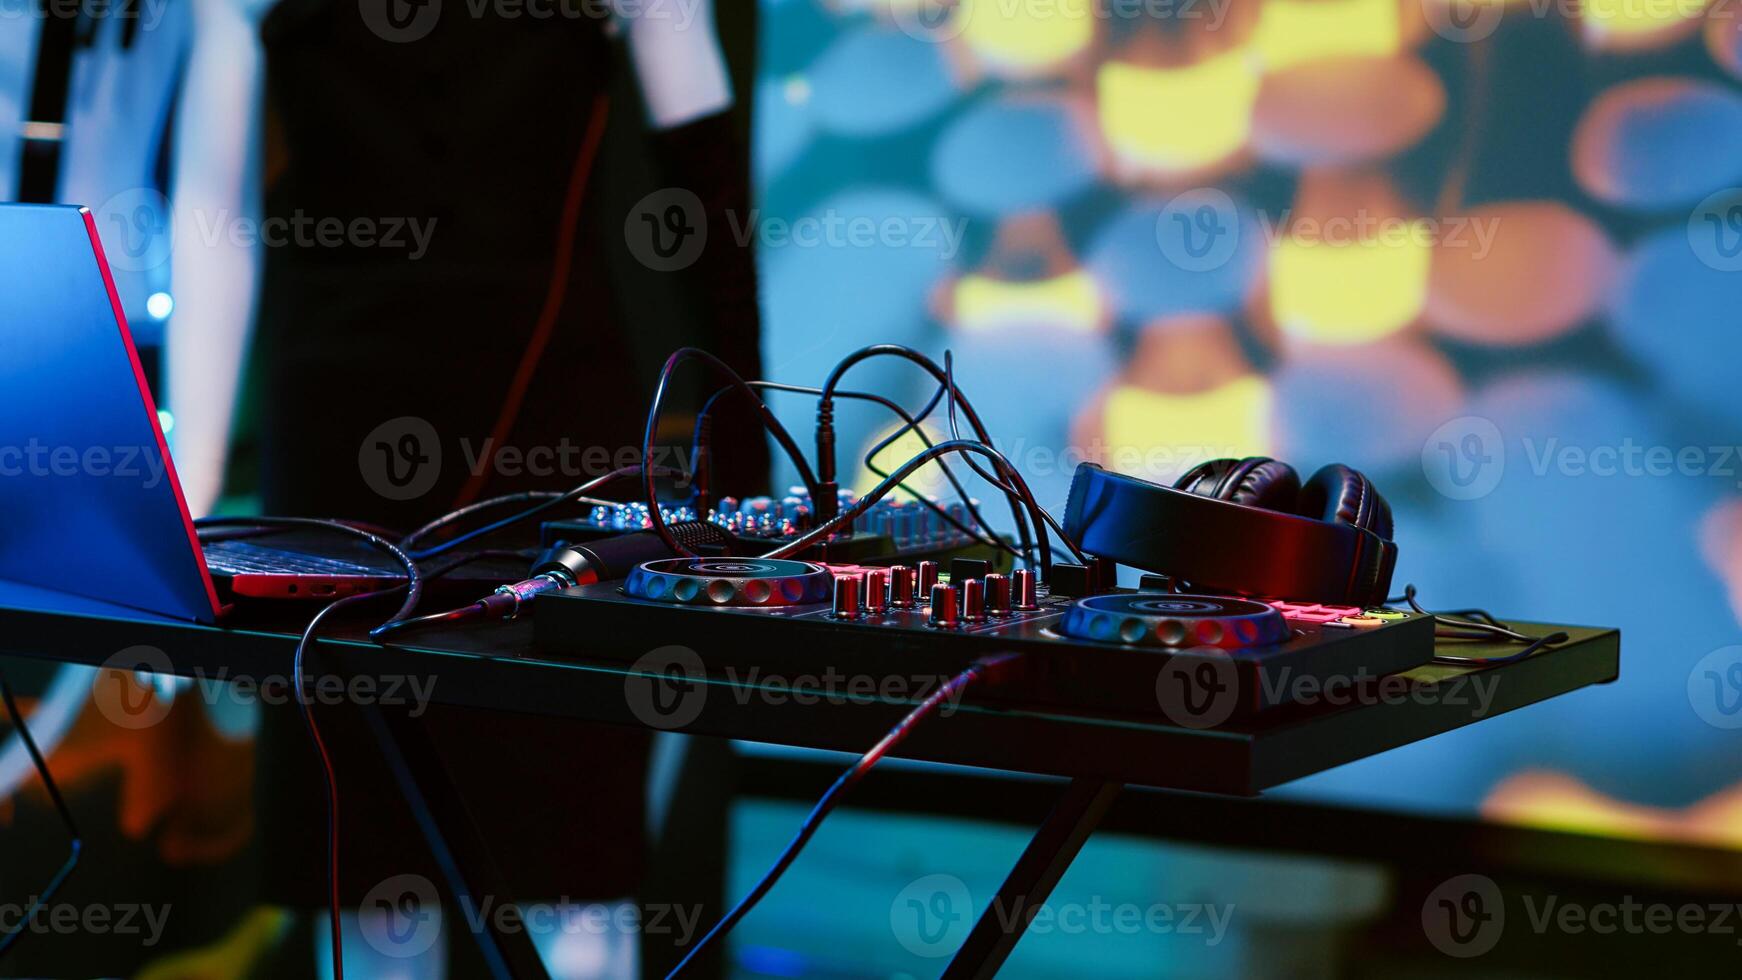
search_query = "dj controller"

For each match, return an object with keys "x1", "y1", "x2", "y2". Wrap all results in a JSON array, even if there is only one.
[{"x1": 533, "y1": 553, "x2": 1435, "y2": 723}]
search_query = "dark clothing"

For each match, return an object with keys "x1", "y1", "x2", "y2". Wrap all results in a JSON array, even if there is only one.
[{"x1": 250, "y1": 2, "x2": 762, "y2": 906}]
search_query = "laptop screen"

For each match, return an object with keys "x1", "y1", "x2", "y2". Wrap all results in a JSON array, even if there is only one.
[{"x1": 0, "y1": 204, "x2": 221, "y2": 622}]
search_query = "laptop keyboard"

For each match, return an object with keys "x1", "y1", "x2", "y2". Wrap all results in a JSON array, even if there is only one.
[{"x1": 205, "y1": 540, "x2": 399, "y2": 577}]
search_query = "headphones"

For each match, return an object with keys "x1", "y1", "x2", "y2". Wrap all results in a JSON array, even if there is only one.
[{"x1": 1062, "y1": 458, "x2": 1398, "y2": 606}]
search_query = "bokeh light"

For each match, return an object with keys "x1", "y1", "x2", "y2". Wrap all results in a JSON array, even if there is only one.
[
  {"x1": 1572, "y1": 76, "x2": 1742, "y2": 211},
  {"x1": 1096, "y1": 49, "x2": 1261, "y2": 179},
  {"x1": 1251, "y1": 56, "x2": 1444, "y2": 166},
  {"x1": 952, "y1": 0, "x2": 1096, "y2": 78},
  {"x1": 1425, "y1": 201, "x2": 1617, "y2": 345}
]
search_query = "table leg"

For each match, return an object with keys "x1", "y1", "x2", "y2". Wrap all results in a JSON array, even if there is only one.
[
  {"x1": 358, "y1": 702, "x2": 553, "y2": 980},
  {"x1": 941, "y1": 777, "x2": 1122, "y2": 980}
]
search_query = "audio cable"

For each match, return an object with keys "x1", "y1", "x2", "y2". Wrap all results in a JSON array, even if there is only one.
[
  {"x1": 815, "y1": 345, "x2": 1035, "y2": 549},
  {"x1": 690, "y1": 380, "x2": 1019, "y2": 557},
  {"x1": 406, "y1": 466, "x2": 678, "y2": 562},
  {"x1": 665, "y1": 653, "x2": 1023, "y2": 978},
  {"x1": 760, "y1": 440, "x2": 1056, "y2": 569},
  {"x1": 372, "y1": 519, "x2": 733, "y2": 642},
  {"x1": 0, "y1": 670, "x2": 81, "y2": 962},
  {"x1": 641, "y1": 347, "x2": 824, "y2": 559},
  {"x1": 400, "y1": 490, "x2": 621, "y2": 554},
  {"x1": 941, "y1": 350, "x2": 1086, "y2": 562},
  {"x1": 1387, "y1": 585, "x2": 1569, "y2": 666},
  {"x1": 194, "y1": 516, "x2": 428, "y2": 980},
  {"x1": 451, "y1": 91, "x2": 612, "y2": 510}
]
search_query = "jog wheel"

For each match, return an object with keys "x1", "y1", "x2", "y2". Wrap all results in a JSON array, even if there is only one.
[
  {"x1": 625, "y1": 558, "x2": 834, "y2": 607},
  {"x1": 1058, "y1": 594, "x2": 1289, "y2": 649}
]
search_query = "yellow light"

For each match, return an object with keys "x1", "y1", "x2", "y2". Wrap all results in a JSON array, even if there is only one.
[
  {"x1": 1582, "y1": 0, "x2": 1711, "y2": 49},
  {"x1": 958, "y1": 0, "x2": 1095, "y2": 74},
  {"x1": 1100, "y1": 376, "x2": 1272, "y2": 481},
  {"x1": 953, "y1": 270, "x2": 1105, "y2": 334},
  {"x1": 1255, "y1": 0, "x2": 1402, "y2": 72},
  {"x1": 1269, "y1": 220, "x2": 1431, "y2": 345},
  {"x1": 1097, "y1": 49, "x2": 1261, "y2": 176}
]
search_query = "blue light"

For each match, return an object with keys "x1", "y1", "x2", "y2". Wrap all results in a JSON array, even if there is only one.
[{"x1": 146, "y1": 291, "x2": 174, "y2": 319}]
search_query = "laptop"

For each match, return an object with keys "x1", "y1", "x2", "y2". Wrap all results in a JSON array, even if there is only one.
[{"x1": 0, "y1": 203, "x2": 406, "y2": 623}]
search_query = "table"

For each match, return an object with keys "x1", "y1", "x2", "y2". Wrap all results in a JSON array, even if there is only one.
[{"x1": 0, "y1": 579, "x2": 1619, "y2": 978}]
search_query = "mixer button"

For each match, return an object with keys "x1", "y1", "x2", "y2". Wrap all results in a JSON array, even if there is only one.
[{"x1": 928, "y1": 584, "x2": 959, "y2": 628}]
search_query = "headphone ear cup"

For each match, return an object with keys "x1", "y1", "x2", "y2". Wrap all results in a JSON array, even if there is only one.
[
  {"x1": 1299, "y1": 464, "x2": 1394, "y2": 539},
  {"x1": 1174, "y1": 458, "x2": 1238, "y2": 497},
  {"x1": 1175, "y1": 457, "x2": 1301, "y2": 510}
]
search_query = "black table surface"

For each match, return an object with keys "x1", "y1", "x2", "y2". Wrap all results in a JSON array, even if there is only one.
[{"x1": 0, "y1": 579, "x2": 1620, "y2": 796}]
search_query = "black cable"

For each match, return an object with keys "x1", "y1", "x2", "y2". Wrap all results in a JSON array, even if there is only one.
[
  {"x1": 196, "y1": 517, "x2": 424, "y2": 625},
  {"x1": 942, "y1": 351, "x2": 1086, "y2": 564},
  {"x1": 642, "y1": 348, "x2": 823, "y2": 558},
  {"x1": 762, "y1": 440, "x2": 1053, "y2": 570},
  {"x1": 694, "y1": 380, "x2": 1017, "y2": 556},
  {"x1": 0, "y1": 670, "x2": 82, "y2": 961},
  {"x1": 1386, "y1": 585, "x2": 1569, "y2": 666},
  {"x1": 665, "y1": 654, "x2": 1020, "y2": 978},
  {"x1": 815, "y1": 345, "x2": 1035, "y2": 553},
  {"x1": 848, "y1": 375, "x2": 1039, "y2": 565},
  {"x1": 406, "y1": 466, "x2": 670, "y2": 561},
  {"x1": 401, "y1": 491, "x2": 619, "y2": 553},
  {"x1": 851, "y1": 380, "x2": 1027, "y2": 560},
  {"x1": 192, "y1": 516, "x2": 426, "y2": 980}
]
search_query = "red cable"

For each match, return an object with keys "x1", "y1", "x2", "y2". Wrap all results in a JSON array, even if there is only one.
[
  {"x1": 453, "y1": 93, "x2": 612, "y2": 509},
  {"x1": 666, "y1": 655, "x2": 1022, "y2": 977}
]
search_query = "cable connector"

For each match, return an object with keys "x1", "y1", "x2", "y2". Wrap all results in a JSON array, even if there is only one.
[
  {"x1": 815, "y1": 400, "x2": 838, "y2": 523},
  {"x1": 482, "y1": 571, "x2": 573, "y2": 620}
]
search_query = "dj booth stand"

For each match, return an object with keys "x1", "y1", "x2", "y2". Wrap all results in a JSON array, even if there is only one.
[{"x1": 0, "y1": 581, "x2": 1619, "y2": 978}]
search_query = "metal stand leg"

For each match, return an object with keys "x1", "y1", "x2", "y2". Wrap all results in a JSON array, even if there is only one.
[
  {"x1": 941, "y1": 778, "x2": 1122, "y2": 980},
  {"x1": 358, "y1": 702, "x2": 553, "y2": 980}
]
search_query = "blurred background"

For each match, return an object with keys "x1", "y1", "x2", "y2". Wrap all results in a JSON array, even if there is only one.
[{"x1": 4, "y1": 0, "x2": 1742, "y2": 975}]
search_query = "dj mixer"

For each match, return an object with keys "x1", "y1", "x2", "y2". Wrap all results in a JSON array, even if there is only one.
[{"x1": 532, "y1": 555, "x2": 1436, "y2": 724}]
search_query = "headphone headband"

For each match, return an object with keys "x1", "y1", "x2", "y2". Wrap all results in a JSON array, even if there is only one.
[{"x1": 1062, "y1": 463, "x2": 1398, "y2": 607}]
